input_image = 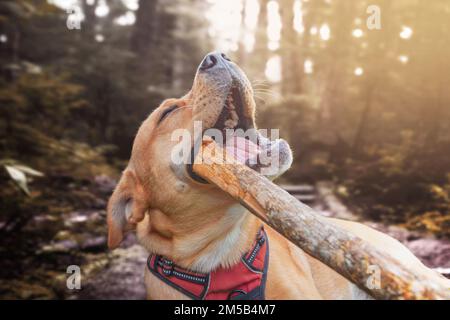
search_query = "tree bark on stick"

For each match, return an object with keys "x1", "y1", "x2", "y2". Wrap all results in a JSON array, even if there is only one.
[{"x1": 192, "y1": 139, "x2": 450, "y2": 300}]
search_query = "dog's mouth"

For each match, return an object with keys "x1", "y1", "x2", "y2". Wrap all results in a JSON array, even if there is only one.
[
  {"x1": 213, "y1": 81, "x2": 253, "y2": 133},
  {"x1": 186, "y1": 66, "x2": 292, "y2": 183},
  {"x1": 207, "y1": 80, "x2": 292, "y2": 180},
  {"x1": 207, "y1": 81, "x2": 262, "y2": 166}
]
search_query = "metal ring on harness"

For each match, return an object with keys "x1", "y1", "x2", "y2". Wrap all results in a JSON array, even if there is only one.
[{"x1": 227, "y1": 289, "x2": 248, "y2": 300}]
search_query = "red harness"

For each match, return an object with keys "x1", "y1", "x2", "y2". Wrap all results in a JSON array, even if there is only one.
[{"x1": 147, "y1": 227, "x2": 269, "y2": 300}]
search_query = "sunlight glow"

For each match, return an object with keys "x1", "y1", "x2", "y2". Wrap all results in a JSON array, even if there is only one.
[
  {"x1": 244, "y1": 0, "x2": 259, "y2": 30},
  {"x1": 304, "y1": 59, "x2": 314, "y2": 74},
  {"x1": 399, "y1": 55, "x2": 409, "y2": 64},
  {"x1": 319, "y1": 24, "x2": 330, "y2": 41},
  {"x1": 48, "y1": 0, "x2": 77, "y2": 9},
  {"x1": 354, "y1": 67, "x2": 364, "y2": 76},
  {"x1": 267, "y1": 1, "x2": 282, "y2": 51},
  {"x1": 400, "y1": 26, "x2": 413, "y2": 39},
  {"x1": 95, "y1": 34, "x2": 105, "y2": 42},
  {"x1": 49, "y1": 0, "x2": 138, "y2": 17},
  {"x1": 293, "y1": 0, "x2": 304, "y2": 33},
  {"x1": 95, "y1": 0, "x2": 110, "y2": 17},
  {"x1": 310, "y1": 26, "x2": 318, "y2": 35},
  {"x1": 265, "y1": 55, "x2": 281, "y2": 83},
  {"x1": 116, "y1": 11, "x2": 136, "y2": 26},
  {"x1": 242, "y1": 0, "x2": 259, "y2": 52},
  {"x1": 206, "y1": 0, "x2": 242, "y2": 52},
  {"x1": 352, "y1": 29, "x2": 363, "y2": 38},
  {"x1": 244, "y1": 33, "x2": 255, "y2": 52},
  {"x1": 122, "y1": 0, "x2": 139, "y2": 11}
]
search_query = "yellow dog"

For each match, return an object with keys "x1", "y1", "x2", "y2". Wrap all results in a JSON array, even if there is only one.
[{"x1": 107, "y1": 53, "x2": 447, "y2": 299}]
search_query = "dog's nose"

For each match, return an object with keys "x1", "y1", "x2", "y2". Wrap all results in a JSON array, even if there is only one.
[{"x1": 199, "y1": 53, "x2": 231, "y2": 71}]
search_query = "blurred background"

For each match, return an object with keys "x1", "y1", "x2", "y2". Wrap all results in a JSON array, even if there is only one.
[{"x1": 0, "y1": 0, "x2": 449, "y2": 299}]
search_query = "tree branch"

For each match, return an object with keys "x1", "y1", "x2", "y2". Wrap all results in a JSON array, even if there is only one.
[{"x1": 192, "y1": 139, "x2": 450, "y2": 300}]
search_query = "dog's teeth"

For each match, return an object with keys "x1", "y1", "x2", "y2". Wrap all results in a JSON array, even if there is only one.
[
  {"x1": 224, "y1": 119, "x2": 238, "y2": 128},
  {"x1": 224, "y1": 120, "x2": 233, "y2": 128},
  {"x1": 225, "y1": 95, "x2": 235, "y2": 109},
  {"x1": 226, "y1": 102, "x2": 235, "y2": 110}
]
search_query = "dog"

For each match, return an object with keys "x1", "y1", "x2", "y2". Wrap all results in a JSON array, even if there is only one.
[{"x1": 107, "y1": 52, "x2": 448, "y2": 299}]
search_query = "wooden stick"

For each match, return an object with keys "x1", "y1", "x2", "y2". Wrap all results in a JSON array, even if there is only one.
[{"x1": 193, "y1": 139, "x2": 450, "y2": 300}]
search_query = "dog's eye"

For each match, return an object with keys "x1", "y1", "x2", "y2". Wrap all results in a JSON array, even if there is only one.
[{"x1": 158, "y1": 105, "x2": 178, "y2": 124}]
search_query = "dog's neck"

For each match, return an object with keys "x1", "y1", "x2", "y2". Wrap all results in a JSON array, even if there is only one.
[
  {"x1": 179, "y1": 204, "x2": 261, "y2": 273},
  {"x1": 140, "y1": 204, "x2": 261, "y2": 273}
]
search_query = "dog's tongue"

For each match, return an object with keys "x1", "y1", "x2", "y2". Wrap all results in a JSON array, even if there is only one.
[{"x1": 225, "y1": 136, "x2": 260, "y2": 164}]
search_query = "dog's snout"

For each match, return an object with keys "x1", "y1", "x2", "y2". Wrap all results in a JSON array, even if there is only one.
[
  {"x1": 199, "y1": 52, "x2": 231, "y2": 71},
  {"x1": 200, "y1": 54, "x2": 217, "y2": 70}
]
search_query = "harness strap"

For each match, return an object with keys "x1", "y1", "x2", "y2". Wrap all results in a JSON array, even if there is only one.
[{"x1": 147, "y1": 227, "x2": 269, "y2": 300}]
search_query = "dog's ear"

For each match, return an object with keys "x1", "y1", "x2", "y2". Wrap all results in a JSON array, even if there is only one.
[{"x1": 107, "y1": 169, "x2": 148, "y2": 249}]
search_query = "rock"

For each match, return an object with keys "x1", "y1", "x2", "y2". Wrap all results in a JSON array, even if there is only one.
[
  {"x1": 62, "y1": 212, "x2": 86, "y2": 229},
  {"x1": 86, "y1": 210, "x2": 105, "y2": 224},
  {"x1": 63, "y1": 210, "x2": 105, "y2": 229},
  {"x1": 94, "y1": 175, "x2": 117, "y2": 194},
  {"x1": 54, "y1": 230, "x2": 73, "y2": 241},
  {"x1": 40, "y1": 240, "x2": 79, "y2": 253},
  {"x1": 81, "y1": 253, "x2": 110, "y2": 277},
  {"x1": 30, "y1": 214, "x2": 60, "y2": 224},
  {"x1": 68, "y1": 214, "x2": 88, "y2": 224},
  {"x1": 77, "y1": 244, "x2": 147, "y2": 299},
  {"x1": 81, "y1": 236, "x2": 107, "y2": 252},
  {"x1": 92, "y1": 198, "x2": 107, "y2": 209},
  {"x1": 406, "y1": 238, "x2": 450, "y2": 268}
]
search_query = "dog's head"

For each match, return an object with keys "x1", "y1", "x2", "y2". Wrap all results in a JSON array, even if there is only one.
[{"x1": 107, "y1": 53, "x2": 293, "y2": 249}]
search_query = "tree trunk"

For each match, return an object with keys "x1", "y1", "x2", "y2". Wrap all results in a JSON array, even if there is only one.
[
  {"x1": 352, "y1": 83, "x2": 376, "y2": 156},
  {"x1": 81, "y1": 0, "x2": 98, "y2": 37},
  {"x1": 130, "y1": 0, "x2": 158, "y2": 56},
  {"x1": 252, "y1": 0, "x2": 269, "y2": 78},
  {"x1": 280, "y1": 0, "x2": 302, "y2": 95},
  {"x1": 130, "y1": 0, "x2": 176, "y2": 87},
  {"x1": 236, "y1": 0, "x2": 248, "y2": 66}
]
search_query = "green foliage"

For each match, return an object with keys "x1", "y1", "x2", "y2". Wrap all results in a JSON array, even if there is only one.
[{"x1": 0, "y1": 72, "x2": 88, "y2": 137}]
